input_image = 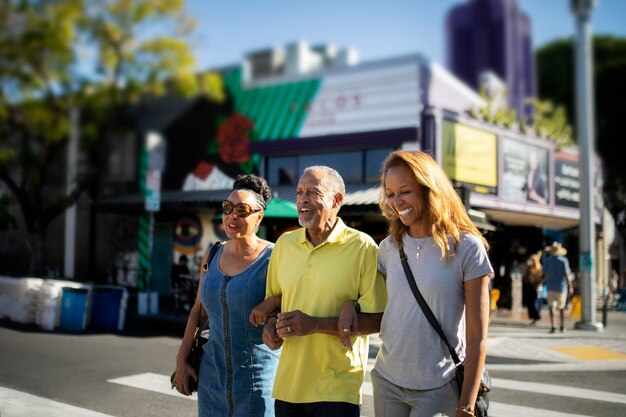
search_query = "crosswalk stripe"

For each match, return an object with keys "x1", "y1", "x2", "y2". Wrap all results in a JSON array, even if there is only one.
[
  {"x1": 107, "y1": 372, "x2": 197, "y2": 401},
  {"x1": 489, "y1": 402, "x2": 593, "y2": 417},
  {"x1": 493, "y1": 378, "x2": 626, "y2": 404},
  {"x1": 0, "y1": 386, "x2": 114, "y2": 417},
  {"x1": 104, "y1": 373, "x2": 623, "y2": 417}
]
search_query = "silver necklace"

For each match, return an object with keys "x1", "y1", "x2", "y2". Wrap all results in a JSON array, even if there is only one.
[{"x1": 410, "y1": 236, "x2": 429, "y2": 260}]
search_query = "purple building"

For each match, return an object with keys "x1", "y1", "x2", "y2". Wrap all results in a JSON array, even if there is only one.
[{"x1": 446, "y1": 0, "x2": 535, "y2": 118}]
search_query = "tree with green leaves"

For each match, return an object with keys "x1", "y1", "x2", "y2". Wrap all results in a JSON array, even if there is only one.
[
  {"x1": 536, "y1": 35, "x2": 626, "y2": 212},
  {"x1": 0, "y1": 0, "x2": 224, "y2": 274},
  {"x1": 469, "y1": 86, "x2": 574, "y2": 149}
]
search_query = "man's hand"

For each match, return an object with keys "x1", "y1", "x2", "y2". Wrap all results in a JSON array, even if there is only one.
[
  {"x1": 262, "y1": 317, "x2": 283, "y2": 350},
  {"x1": 275, "y1": 310, "x2": 315, "y2": 338}
]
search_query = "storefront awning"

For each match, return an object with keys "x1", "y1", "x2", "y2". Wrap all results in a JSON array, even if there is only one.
[
  {"x1": 480, "y1": 208, "x2": 579, "y2": 231},
  {"x1": 96, "y1": 185, "x2": 497, "y2": 231}
]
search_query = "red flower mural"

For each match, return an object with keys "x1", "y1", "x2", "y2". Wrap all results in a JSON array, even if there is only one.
[
  {"x1": 192, "y1": 161, "x2": 214, "y2": 181},
  {"x1": 217, "y1": 113, "x2": 254, "y2": 164}
]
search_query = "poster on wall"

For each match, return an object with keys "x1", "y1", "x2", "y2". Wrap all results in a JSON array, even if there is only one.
[
  {"x1": 442, "y1": 120, "x2": 497, "y2": 194},
  {"x1": 501, "y1": 137, "x2": 550, "y2": 205},
  {"x1": 554, "y1": 152, "x2": 580, "y2": 208}
]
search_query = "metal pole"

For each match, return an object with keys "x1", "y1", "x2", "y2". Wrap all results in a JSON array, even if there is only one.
[
  {"x1": 571, "y1": 0, "x2": 602, "y2": 331},
  {"x1": 147, "y1": 211, "x2": 154, "y2": 294},
  {"x1": 64, "y1": 107, "x2": 79, "y2": 279}
]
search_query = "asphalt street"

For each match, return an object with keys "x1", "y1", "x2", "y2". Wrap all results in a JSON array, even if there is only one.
[{"x1": 1, "y1": 306, "x2": 626, "y2": 417}]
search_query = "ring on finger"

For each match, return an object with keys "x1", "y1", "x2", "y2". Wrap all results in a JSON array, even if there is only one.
[
  {"x1": 343, "y1": 328, "x2": 350, "y2": 333},
  {"x1": 287, "y1": 326, "x2": 292, "y2": 333}
]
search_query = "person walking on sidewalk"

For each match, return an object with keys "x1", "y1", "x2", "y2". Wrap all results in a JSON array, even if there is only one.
[
  {"x1": 543, "y1": 242, "x2": 573, "y2": 333},
  {"x1": 260, "y1": 165, "x2": 387, "y2": 417},
  {"x1": 341, "y1": 151, "x2": 493, "y2": 417},
  {"x1": 523, "y1": 251, "x2": 544, "y2": 325},
  {"x1": 172, "y1": 174, "x2": 279, "y2": 417}
]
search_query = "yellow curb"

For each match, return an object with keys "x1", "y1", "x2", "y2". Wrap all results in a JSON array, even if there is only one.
[{"x1": 550, "y1": 346, "x2": 626, "y2": 361}]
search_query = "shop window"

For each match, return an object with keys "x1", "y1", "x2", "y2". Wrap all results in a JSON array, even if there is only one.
[
  {"x1": 107, "y1": 133, "x2": 136, "y2": 181},
  {"x1": 365, "y1": 148, "x2": 392, "y2": 183},
  {"x1": 299, "y1": 151, "x2": 362, "y2": 184},
  {"x1": 267, "y1": 148, "x2": 394, "y2": 186},
  {"x1": 268, "y1": 156, "x2": 297, "y2": 186}
]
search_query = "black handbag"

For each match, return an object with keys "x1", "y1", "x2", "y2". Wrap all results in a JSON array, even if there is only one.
[
  {"x1": 399, "y1": 247, "x2": 491, "y2": 417},
  {"x1": 171, "y1": 241, "x2": 221, "y2": 392}
]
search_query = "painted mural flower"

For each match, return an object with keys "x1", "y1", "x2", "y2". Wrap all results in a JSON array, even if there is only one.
[
  {"x1": 192, "y1": 161, "x2": 214, "y2": 181},
  {"x1": 217, "y1": 113, "x2": 254, "y2": 164}
]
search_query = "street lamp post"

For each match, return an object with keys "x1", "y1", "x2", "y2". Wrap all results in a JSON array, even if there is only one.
[{"x1": 570, "y1": 0, "x2": 602, "y2": 331}]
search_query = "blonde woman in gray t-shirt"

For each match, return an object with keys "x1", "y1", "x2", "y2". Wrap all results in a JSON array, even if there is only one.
[{"x1": 338, "y1": 151, "x2": 493, "y2": 417}]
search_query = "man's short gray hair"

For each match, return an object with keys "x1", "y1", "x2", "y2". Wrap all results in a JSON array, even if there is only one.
[{"x1": 302, "y1": 165, "x2": 346, "y2": 200}]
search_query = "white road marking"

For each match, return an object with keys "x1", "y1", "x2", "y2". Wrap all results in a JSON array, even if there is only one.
[
  {"x1": 493, "y1": 378, "x2": 626, "y2": 404},
  {"x1": 489, "y1": 402, "x2": 594, "y2": 417},
  {"x1": 104, "y1": 372, "x2": 624, "y2": 417},
  {"x1": 0, "y1": 386, "x2": 114, "y2": 417},
  {"x1": 107, "y1": 372, "x2": 197, "y2": 401}
]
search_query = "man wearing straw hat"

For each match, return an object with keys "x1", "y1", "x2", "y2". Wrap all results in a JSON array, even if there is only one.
[{"x1": 543, "y1": 242, "x2": 573, "y2": 333}]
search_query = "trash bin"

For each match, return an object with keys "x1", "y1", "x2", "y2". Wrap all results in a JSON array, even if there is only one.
[
  {"x1": 59, "y1": 287, "x2": 89, "y2": 332},
  {"x1": 91, "y1": 287, "x2": 127, "y2": 331}
]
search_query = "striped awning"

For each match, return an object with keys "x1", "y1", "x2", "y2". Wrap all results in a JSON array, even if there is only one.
[{"x1": 224, "y1": 68, "x2": 321, "y2": 140}]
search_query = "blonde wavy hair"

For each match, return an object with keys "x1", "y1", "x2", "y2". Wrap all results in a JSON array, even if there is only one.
[{"x1": 379, "y1": 150, "x2": 489, "y2": 261}]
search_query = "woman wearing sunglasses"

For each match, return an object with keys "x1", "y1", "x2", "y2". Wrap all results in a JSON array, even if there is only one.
[{"x1": 173, "y1": 174, "x2": 280, "y2": 417}]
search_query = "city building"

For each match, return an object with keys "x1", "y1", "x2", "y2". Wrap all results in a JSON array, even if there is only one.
[{"x1": 446, "y1": 0, "x2": 535, "y2": 118}]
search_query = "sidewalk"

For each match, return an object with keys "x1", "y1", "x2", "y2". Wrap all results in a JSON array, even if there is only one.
[{"x1": 484, "y1": 307, "x2": 626, "y2": 371}]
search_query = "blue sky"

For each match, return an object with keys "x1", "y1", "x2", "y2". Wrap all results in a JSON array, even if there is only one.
[{"x1": 186, "y1": 0, "x2": 626, "y2": 70}]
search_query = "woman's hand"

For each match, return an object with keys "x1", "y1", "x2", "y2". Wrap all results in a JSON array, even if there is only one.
[
  {"x1": 172, "y1": 355, "x2": 197, "y2": 396},
  {"x1": 337, "y1": 300, "x2": 359, "y2": 350},
  {"x1": 262, "y1": 316, "x2": 283, "y2": 349},
  {"x1": 249, "y1": 295, "x2": 281, "y2": 326}
]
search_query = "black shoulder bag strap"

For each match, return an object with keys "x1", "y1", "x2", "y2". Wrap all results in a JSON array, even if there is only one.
[
  {"x1": 398, "y1": 246, "x2": 462, "y2": 366},
  {"x1": 197, "y1": 241, "x2": 222, "y2": 330}
]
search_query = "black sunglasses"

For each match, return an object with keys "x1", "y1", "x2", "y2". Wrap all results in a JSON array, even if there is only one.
[{"x1": 222, "y1": 200, "x2": 262, "y2": 218}]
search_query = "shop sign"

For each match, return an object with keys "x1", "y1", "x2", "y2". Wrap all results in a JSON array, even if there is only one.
[
  {"x1": 299, "y1": 62, "x2": 421, "y2": 137},
  {"x1": 554, "y1": 153, "x2": 580, "y2": 208},
  {"x1": 145, "y1": 169, "x2": 161, "y2": 212},
  {"x1": 442, "y1": 120, "x2": 497, "y2": 194}
]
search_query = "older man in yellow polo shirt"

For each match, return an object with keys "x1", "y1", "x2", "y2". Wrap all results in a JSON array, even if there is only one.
[{"x1": 261, "y1": 165, "x2": 387, "y2": 417}]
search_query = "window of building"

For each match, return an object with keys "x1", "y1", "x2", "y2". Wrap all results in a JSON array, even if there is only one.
[
  {"x1": 299, "y1": 151, "x2": 362, "y2": 184},
  {"x1": 267, "y1": 156, "x2": 297, "y2": 186},
  {"x1": 107, "y1": 133, "x2": 136, "y2": 181},
  {"x1": 365, "y1": 148, "x2": 390, "y2": 183},
  {"x1": 266, "y1": 148, "x2": 393, "y2": 186}
]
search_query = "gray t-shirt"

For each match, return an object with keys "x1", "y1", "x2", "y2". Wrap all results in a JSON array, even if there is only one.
[{"x1": 375, "y1": 232, "x2": 493, "y2": 390}]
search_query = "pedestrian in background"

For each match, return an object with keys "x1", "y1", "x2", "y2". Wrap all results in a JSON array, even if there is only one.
[
  {"x1": 342, "y1": 151, "x2": 493, "y2": 417},
  {"x1": 173, "y1": 174, "x2": 279, "y2": 417},
  {"x1": 543, "y1": 241, "x2": 573, "y2": 333},
  {"x1": 522, "y1": 251, "x2": 544, "y2": 325},
  {"x1": 260, "y1": 165, "x2": 387, "y2": 417}
]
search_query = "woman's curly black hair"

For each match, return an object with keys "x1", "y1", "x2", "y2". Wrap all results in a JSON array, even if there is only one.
[{"x1": 232, "y1": 174, "x2": 272, "y2": 205}]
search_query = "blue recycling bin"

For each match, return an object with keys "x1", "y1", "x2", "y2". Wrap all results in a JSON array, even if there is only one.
[
  {"x1": 60, "y1": 287, "x2": 89, "y2": 332},
  {"x1": 91, "y1": 287, "x2": 125, "y2": 331}
]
